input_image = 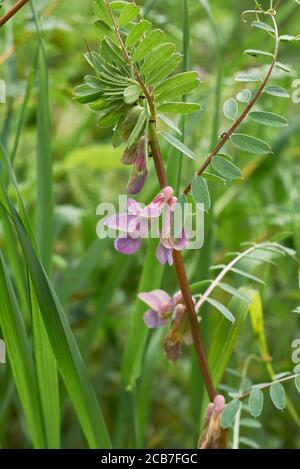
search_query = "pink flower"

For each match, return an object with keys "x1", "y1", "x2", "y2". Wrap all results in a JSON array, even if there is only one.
[
  {"x1": 138, "y1": 288, "x2": 193, "y2": 362},
  {"x1": 104, "y1": 186, "x2": 188, "y2": 263},
  {"x1": 138, "y1": 289, "x2": 175, "y2": 328},
  {"x1": 156, "y1": 230, "x2": 189, "y2": 266}
]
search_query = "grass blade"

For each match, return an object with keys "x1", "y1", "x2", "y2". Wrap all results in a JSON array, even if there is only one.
[
  {"x1": 29, "y1": 277, "x2": 60, "y2": 448},
  {"x1": 3, "y1": 200, "x2": 111, "y2": 448},
  {"x1": 0, "y1": 251, "x2": 45, "y2": 448}
]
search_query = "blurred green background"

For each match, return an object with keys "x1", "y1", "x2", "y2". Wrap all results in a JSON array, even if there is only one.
[{"x1": 0, "y1": 0, "x2": 300, "y2": 449}]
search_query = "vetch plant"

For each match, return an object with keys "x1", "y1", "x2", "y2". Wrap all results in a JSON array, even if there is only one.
[
  {"x1": 0, "y1": 0, "x2": 299, "y2": 451},
  {"x1": 74, "y1": 0, "x2": 300, "y2": 448}
]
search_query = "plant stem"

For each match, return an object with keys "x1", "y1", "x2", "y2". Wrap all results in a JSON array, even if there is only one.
[
  {"x1": 0, "y1": 0, "x2": 30, "y2": 28},
  {"x1": 195, "y1": 244, "x2": 260, "y2": 312},
  {"x1": 104, "y1": 0, "x2": 216, "y2": 401},
  {"x1": 182, "y1": 12, "x2": 280, "y2": 195},
  {"x1": 237, "y1": 372, "x2": 300, "y2": 401},
  {"x1": 148, "y1": 121, "x2": 216, "y2": 402}
]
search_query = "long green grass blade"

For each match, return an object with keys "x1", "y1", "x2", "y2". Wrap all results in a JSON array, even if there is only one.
[
  {"x1": 2, "y1": 200, "x2": 111, "y2": 449},
  {"x1": 29, "y1": 278, "x2": 60, "y2": 448},
  {"x1": 0, "y1": 250, "x2": 45, "y2": 448}
]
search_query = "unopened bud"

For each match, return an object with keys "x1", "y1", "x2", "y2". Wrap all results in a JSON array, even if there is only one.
[
  {"x1": 135, "y1": 137, "x2": 147, "y2": 172},
  {"x1": 121, "y1": 146, "x2": 137, "y2": 165},
  {"x1": 121, "y1": 106, "x2": 144, "y2": 141},
  {"x1": 127, "y1": 166, "x2": 148, "y2": 195}
]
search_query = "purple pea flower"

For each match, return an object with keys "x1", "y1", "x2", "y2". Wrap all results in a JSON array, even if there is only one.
[
  {"x1": 138, "y1": 288, "x2": 193, "y2": 362},
  {"x1": 104, "y1": 186, "x2": 188, "y2": 262},
  {"x1": 155, "y1": 196, "x2": 189, "y2": 266},
  {"x1": 138, "y1": 289, "x2": 176, "y2": 328}
]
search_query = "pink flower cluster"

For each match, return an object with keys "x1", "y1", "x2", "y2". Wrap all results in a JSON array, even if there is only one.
[{"x1": 104, "y1": 186, "x2": 188, "y2": 266}]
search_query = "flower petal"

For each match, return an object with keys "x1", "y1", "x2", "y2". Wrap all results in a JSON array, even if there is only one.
[
  {"x1": 156, "y1": 242, "x2": 173, "y2": 266},
  {"x1": 138, "y1": 289, "x2": 172, "y2": 314},
  {"x1": 213, "y1": 395, "x2": 226, "y2": 415},
  {"x1": 128, "y1": 198, "x2": 143, "y2": 216},
  {"x1": 114, "y1": 237, "x2": 141, "y2": 255},
  {"x1": 104, "y1": 214, "x2": 135, "y2": 232},
  {"x1": 144, "y1": 310, "x2": 167, "y2": 329},
  {"x1": 173, "y1": 230, "x2": 189, "y2": 251}
]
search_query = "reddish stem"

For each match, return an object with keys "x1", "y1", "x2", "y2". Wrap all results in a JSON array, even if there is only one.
[
  {"x1": 182, "y1": 13, "x2": 279, "y2": 195},
  {"x1": 0, "y1": 0, "x2": 30, "y2": 28}
]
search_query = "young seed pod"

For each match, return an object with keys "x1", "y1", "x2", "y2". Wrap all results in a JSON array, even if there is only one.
[{"x1": 121, "y1": 105, "x2": 144, "y2": 141}]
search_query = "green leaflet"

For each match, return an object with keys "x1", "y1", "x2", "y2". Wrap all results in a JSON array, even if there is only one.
[
  {"x1": 220, "y1": 400, "x2": 241, "y2": 429},
  {"x1": 93, "y1": 0, "x2": 113, "y2": 27},
  {"x1": 239, "y1": 437, "x2": 260, "y2": 449},
  {"x1": 240, "y1": 418, "x2": 262, "y2": 429},
  {"x1": 146, "y1": 53, "x2": 182, "y2": 85},
  {"x1": 217, "y1": 283, "x2": 252, "y2": 304},
  {"x1": 125, "y1": 20, "x2": 152, "y2": 48},
  {"x1": 118, "y1": 3, "x2": 140, "y2": 28},
  {"x1": 206, "y1": 297, "x2": 235, "y2": 323},
  {"x1": 73, "y1": 84, "x2": 103, "y2": 104},
  {"x1": 155, "y1": 71, "x2": 200, "y2": 101},
  {"x1": 94, "y1": 20, "x2": 115, "y2": 42},
  {"x1": 191, "y1": 176, "x2": 211, "y2": 212},
  {"x1": 244, "y1": 49, "x2": 273, "y2": 58},
  {"x1": 98, "y1": 108, "x2": 124, "y2": 127},
  {"x1": 264, "y1": 85, "x2": 290, "y2": 98},
  {"x1": 132, "y1": 29, "x2": 165, "y2": 62},
  {"x1": 236, "y1": 89, "x2": 252, "y2": 103},
  {"x1": 212, "y1": 155, "x2": 242, "y2": 181},
  {"x1": 295, "y1": 376, "x2": 300, "y2": 394},
  {"x1": 275, "y1": 62, "x2": 292, "y2": 73},
  {"x1": 157, "y1": 102, "x2": 201, "y2": 114},
  {"x1": 101, "y1": 37, "x2": 127, "y2": 66},
  {"x1": 123, "y1": 84, "x2": 141, "y2": 104},
  {"x1": 158, "y1": 113, "x2": 182, "y2": 136},
  {"x1": 127, "y1": 110, "x2": 147, "y2": 148},
  {"x1": 230, "y1": 133, "x2": 272, "y2": 155},
  {"x1": 270, "y1": 383, "x2": 286, "y2": 410},
  {"x1": 159, "y1": 131, "x2": 195, "y2": 160},
  {"x1": 235, "y1": 72, "x2": 262, "y2": 82},
  {"x1": 223, "y1": 98, "x2": 238, "y2": 121},
  {"x1": 140, "y1": 43, "x2": 176, "y2": 78},
  {"x1": 249, "y1": 111, "x2": 288, "y2": 127},
  {"x1": 249, "y1": 388, "x2": 264, "y2": 418},
  {"x1": 251, "y1": 20, "x2": 275, "y2": 34}
]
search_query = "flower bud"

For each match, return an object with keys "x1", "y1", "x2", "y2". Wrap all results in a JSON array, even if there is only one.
[
  {"x1": 135, "y1": 137, "x2": 147, "y2": 172},
  {"x1": 121, "y1": 145, "x2": 137, "y2": 165},
  {"x1": 121, "y1": 105, "x2": 144, "y2": 141},
  {"x1": 127, "y1": 166, "x2": 148, "y2": 195}
]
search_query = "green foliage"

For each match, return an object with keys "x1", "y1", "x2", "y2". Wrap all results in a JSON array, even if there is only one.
[
  {"x1": 249, "y1": 388, "x2": 264, "y2": 418},
  {"x1": 221, "y1": 399, "x2": 241, "y2": 429},
  {"x1": 1, "y1": 0, "x2": 300, "y2": 451}
]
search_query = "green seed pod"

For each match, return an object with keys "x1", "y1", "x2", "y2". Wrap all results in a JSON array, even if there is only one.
[{"x1": 121, "y1": 105, "x2": 144, "y2": 141}]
